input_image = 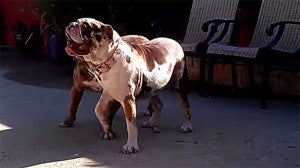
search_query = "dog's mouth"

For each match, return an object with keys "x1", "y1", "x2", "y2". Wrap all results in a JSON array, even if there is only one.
[{"x1": 65, "y1": 22, "x2": 94, "y2": 56}]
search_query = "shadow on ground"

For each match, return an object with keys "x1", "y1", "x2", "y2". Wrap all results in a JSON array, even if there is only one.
[{"x1": 1, "y1": 50, "x2": 73, "y2": 90}]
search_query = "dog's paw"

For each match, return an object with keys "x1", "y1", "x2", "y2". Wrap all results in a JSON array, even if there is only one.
[
  {"x1": 142, "y1": 120, "x2": 151, "y2": 128},
  {"x1": 180, "y1": 124, "x2": 193, "y2": 133},
  {"x1": 121, "y1": 143, "x2": 139, "y2": 154},
  {"x1": 59, "y1": 118, "x2": 75, "y2": 128},
  {"x1": 143, "y1": 110, "x2": 152, "y2": 116},
  {"x1": 142, "y1": 121, "x2": 160, "y2": 133},
  {"x1": 100, "y1": 131, "x2": 114, "y2": 140},
  {"x1": 152, "y1": 126, "x2": 160, "y2": 133}
]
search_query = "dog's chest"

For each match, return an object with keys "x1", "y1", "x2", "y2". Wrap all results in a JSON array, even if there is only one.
[
  {"x1": 98, "y1": 59, "x2": 136, "y2": 101},
  {"x1": 74, "y1": 60, "x2": 102, "y2": 91},
  {"x1": 82, "y1": 79, "x2": 102, "y2": 91}
]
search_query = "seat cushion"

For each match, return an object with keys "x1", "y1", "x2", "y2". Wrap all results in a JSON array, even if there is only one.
[
  {"x1": 207, "y1": 43, "x2": 260, "y2": 58},
  {"x1": 257, "y1": 47, "x2": 300, "y2": 68}
]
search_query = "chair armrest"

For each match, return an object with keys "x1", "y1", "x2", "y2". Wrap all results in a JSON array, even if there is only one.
[
  {"x1": 266, "y1": 21, "x2": 300, "y2": 48},
  {"x1": 201, "y1": 19, "x2": 237, "y2": 43}
]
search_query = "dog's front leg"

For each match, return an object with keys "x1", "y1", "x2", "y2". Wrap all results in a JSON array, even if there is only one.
[
  {"x1": 59, "y1": 86, "x2": 84, "y2": 127},
  {"x1": 121, "y1": 95, "x2": 139, "y2": 154},
  {"x1": 95, "y1": 91, "x2": 121, "y2": 140}
]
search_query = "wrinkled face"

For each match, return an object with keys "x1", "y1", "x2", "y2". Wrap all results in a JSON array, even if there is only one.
[{"x1": 65, "y1": 18, "x2": 114, "y2": 59}]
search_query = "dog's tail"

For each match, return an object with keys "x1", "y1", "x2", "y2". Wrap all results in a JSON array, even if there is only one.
[{"x1": 178, "y1": 57, "x2": 189, "y2": 92}]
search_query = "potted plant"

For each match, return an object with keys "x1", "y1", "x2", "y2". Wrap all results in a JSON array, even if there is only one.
[{"x1": 39, "y1": 1, "x2": 69, "y2": 63}]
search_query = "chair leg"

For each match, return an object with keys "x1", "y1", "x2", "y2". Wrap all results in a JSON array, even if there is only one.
[
  {"x1": 248, "y1": 64, "x2": 255, "y2": 95},
  {"x1": 199, "y1": 54, "x2": 206, "y2": 97},
  {"x1": 260, "y1": 64, "x2": 269, "y2": 109},
  {"x1": 207, "y1": 58, "x2": 215, "y2": 98},
  {"x1": 231, "y1": 63, "x2": 238, "y2": 92}
]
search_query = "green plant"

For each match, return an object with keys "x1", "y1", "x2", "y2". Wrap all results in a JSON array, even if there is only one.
[{"x1": 40, "y1": 11, "x2": 62, "y2": 35}]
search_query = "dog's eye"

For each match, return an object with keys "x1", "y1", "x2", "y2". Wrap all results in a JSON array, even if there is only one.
[
  {"x1": 95, "y1": 34, "x2": 102, "y2": 42},
  {"x1": 82, "y1": 22, "x2": 89, "y2": 28},
  {"x1": 81, "y1": 22, "x2": 93, "y2": 38}
]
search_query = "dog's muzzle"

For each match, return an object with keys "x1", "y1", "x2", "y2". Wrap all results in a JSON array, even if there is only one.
[{"x1": 65, "y1": 22, "x2": 93, "y2": 56}]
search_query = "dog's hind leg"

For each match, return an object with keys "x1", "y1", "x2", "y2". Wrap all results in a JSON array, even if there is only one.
[
  {"x1": 176, "y1": 86, "x2": 193, "y2": 133},
  {"x1": 142, "y1": 95, "x2": 163, "y2": 133},
  {"x1": 143, "y1": 102, "x2": 154, "y2": 116},
  {"x1": 172, "y1": 60, "x2": 193, "y2": 133},
  {"x1": 95, "y1": 91, "x2": 121, "y2": 140}
]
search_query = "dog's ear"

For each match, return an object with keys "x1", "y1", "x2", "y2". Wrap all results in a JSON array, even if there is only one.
[{"x1": 101, "y1": 24, "x2": 113, "y2": 40}]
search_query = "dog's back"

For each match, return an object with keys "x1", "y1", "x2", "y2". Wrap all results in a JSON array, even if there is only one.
[
  {"x1": 122, "y1": 35, "x2": 149, "y2": 45},
  {"x1": 145, "y1": 38, "x2": 184, "y2": 62},
  {"x1": 125, "y1": 37, "x2": 185, "y2": 91}
]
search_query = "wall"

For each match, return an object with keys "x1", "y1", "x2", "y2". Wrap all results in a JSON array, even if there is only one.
[{"x1": 1, "y1": 0, "x2": 41, "y2": 46}]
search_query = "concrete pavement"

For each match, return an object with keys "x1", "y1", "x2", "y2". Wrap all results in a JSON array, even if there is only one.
[{"x1": 0, "y1": 51, "x2": 299, "y2": 167}]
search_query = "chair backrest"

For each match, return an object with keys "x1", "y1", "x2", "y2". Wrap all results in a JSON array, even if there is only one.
[
  {"x1": 181, "y1": 0, "x2": 239, "y2": 51},
  {"x1": 249, "y1": 0, "x2": 300, "y2": 53}
]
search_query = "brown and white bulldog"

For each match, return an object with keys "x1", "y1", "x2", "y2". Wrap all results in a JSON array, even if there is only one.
[
  {"x1": 59, "y1": 35, "x2": 152, "y2": 128},
  {"x1": 65, "y1": 18, "x2": 192, "y2": 154}
]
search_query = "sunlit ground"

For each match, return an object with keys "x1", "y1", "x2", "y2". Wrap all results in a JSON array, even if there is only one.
[
  {"x1": 0, "y1": 123, "x2": 12, "y2": 131},
  {"x1": 29, "y1": 157, "x2": 108, "y2": 168}
]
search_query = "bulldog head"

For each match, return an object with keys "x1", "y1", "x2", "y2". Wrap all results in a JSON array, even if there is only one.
[{"x1": 65, "y1": 18, "x2": 118, "y2": 63}]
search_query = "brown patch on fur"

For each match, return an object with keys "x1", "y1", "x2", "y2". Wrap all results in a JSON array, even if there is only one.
[
  {"x1": 121, "y1": 36, "x2": 149, "y2": 45},
  {"x1": 129, "y1": 43, "x2": 168, "y2": 71},
  {"x1": 73, "y1": 61, "x2": 92, "y2": 88},
  {"x1": 126, "y1": 55, "x2": 131, "y2": 63},
  {"x1": 171, "y1": 61, "x2": 183, "y2": 81},
  {"x1": 131, "y1": 44, "x2": 155, "y2": 71},
  {"x1": 123, "y1": 95, "x2": 136, "y2": 122},
  {"x1": 100, "y1": 24, "x2": 113, "y2": 40},
  {"x1": 78, "y1": 64, "x2": 93, "y2": 80}
]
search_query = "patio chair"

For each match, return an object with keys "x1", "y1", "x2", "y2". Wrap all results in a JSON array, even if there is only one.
[
  {"x1": 180, "y1": 0, "x2": 240, "y2": 94},
  {"x1": 202, "y1": 0, "x2": 300, "y2": 109},
  {"x1": 181, "y1": 0, "x2": 240, "y2": 51}
]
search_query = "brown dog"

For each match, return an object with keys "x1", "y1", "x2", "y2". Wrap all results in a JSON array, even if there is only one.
[
  {"x1": 59, "y1": 35, "x2": 152, "y2": 128},
  {"x1": 65, "y1": 18, "x2": 192, "y2": 154}
]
